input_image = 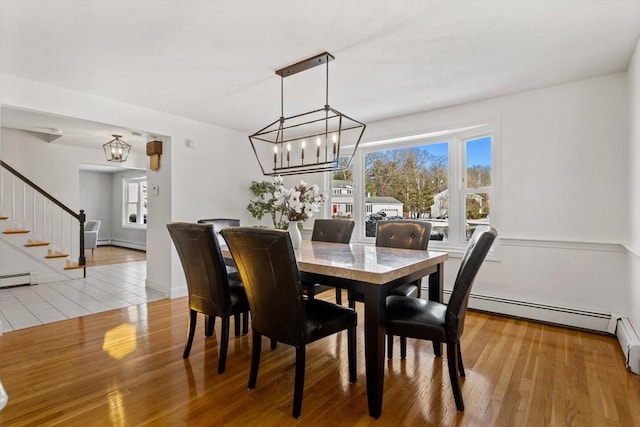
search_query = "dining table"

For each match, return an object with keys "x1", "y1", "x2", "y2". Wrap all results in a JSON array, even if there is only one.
[{"x1": 224, "y1": 239, "x2": 448, "y2": 418}]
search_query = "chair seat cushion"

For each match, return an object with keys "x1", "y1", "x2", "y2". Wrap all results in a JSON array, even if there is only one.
[
  {"x1": 389, "y1": 283, "x2": 419, "y2": 298},
  {"x1": 385, "y1": 295, "x2": 447, "y2": 342},
  {"x1": 302, "y1": 283, "x2": 334, "y2": 297},
  {"x1": 229, "y1": 279, "x2": 249, "y2": 313},
  {"x1": 349, "y1": 282, "x2": 419, "y2": 303},
  {"x1": 226, "y1": 266, "x2": 241, "y2": 282},
  {"x1": 304, "y1": 299, "x2": 357, "y2": 343}
]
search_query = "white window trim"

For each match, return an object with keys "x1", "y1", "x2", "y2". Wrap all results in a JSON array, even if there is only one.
[
  {"x1": 325, "y1": 118, "x2": 501, "y2": 255},
  {"x1": 122, "y1": 176, "x2": 147, "y2": 230}
]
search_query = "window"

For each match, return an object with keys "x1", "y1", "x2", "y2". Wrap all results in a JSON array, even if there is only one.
[
  {"x1": 328, "y1": 124, "x2": 495, "y2": 248},
  {"x1": 123, "y1": 176, "x2": 147, "y2": 228}
]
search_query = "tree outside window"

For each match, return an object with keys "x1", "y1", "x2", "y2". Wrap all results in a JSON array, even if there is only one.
[{"x1": 329, "y1": 127, "x2": 493, "y2": 246}]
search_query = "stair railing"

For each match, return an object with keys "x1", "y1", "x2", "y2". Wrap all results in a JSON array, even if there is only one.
[{"x1": 0, "y1": 160, "x2": 86, "y2": 271}]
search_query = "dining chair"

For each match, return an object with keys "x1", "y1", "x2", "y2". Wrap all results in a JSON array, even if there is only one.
[
  {"x1": 198, "y1": 218, "x2": 241, "y2": 280},
  {"x1": 167, "y1": 222, "x2": 249, "y2": 373},
  {"x1": 220, "y1": 227, "x2": 357, "y2": 418},
  {"x1": 303, "y1": 219, "x2": 355, "y2": 304},
  {"x1": 347, "y1": 220, "x2": 432, "y2": 356},
  {"x1": 385, "y1": 226, "x2": 497, "y2": 411},
  {"x1": 348, "y1": 220, "x2": 432, "y2": 307}
]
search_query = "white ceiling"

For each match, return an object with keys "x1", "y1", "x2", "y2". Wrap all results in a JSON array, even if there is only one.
[{"x1": 1, "y1": 1, "x2": 639, "y2": 148}]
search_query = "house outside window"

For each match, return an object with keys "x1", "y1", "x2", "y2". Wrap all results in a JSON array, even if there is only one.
[
  {"x1": 124, "y1": 176, "x2": 147, "y2": 228},
  {"x1": 328, "y1": 124, "x2": 495, "y2": 249}
]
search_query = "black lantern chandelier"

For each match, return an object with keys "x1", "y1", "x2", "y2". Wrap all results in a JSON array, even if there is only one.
[
  {"x1": 103, "y1": 134, "x2": 131, "y2": 163},
  {"x1": 249, "y1": 52, "x2": 366, "y2": 176}
]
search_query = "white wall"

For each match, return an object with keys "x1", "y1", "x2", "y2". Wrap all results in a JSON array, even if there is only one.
[
  {"x1": 1, "y1": 127, "x2": 146, "y2": 210},
  {"x1": 79, "y1": 170, "x2": 114, "y2": 241},
  {"x1": 628, "y1": 39, "x2": 640, "y2": 334},
  {"x1": 1, "y1": 73, "x2": 263, "y2": 298},
  {"x1": 1, "y1": 70, "x2": 635, "y2": 331},
  {"x1": 363, "y1": 73, "x2": 630, "y2": 330}
]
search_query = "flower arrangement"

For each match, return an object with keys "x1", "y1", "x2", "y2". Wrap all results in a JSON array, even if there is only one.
[
  {"x1": 273, "y1": 176, "x2": 325, "y2": 222},
  {"x1": 247, "y1": 180, "x2": 289, "y2": 229}
]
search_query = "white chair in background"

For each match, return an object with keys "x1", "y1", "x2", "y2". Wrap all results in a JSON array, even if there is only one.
[{"x1": 84, "y1": 220, "x2": 101, "y2": 257}]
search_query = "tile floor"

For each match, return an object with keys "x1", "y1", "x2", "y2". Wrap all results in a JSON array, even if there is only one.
[{"x1": 0, "y1": 261, "x2": 164, "y2": 333}]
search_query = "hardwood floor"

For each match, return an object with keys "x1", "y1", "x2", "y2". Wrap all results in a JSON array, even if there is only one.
[
  {"x1": 84, "y1": 246, "x2": 146, "y2": 267},
  {"x1": 0, "y1": 292, "x2": 639, "y2": 426}
]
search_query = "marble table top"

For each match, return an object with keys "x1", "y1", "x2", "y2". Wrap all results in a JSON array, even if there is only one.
[{"x1": 291, "y1": 241, "x2": 448, "y2": 285}]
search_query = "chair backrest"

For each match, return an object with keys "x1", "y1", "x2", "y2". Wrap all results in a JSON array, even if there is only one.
[
  {"x1": 375, "y1": 220, "x2": 432, "y2": 250},
  {"x1": 85, "y1": 220, "x2": 101, "y2": 233},
  {"x1": 167, "y1": 222, "x2": 232, "y2": 316},
  {"x1": 221, "y1": 227, "x2": 306, "y2": 346},
  {"x1": 197, "y1": 218, "x2": 240, "y2": 246},
  {"x1": 311, "y1": 219, "x2": 355, "y2": 244},
  {"x1": 445, "y1": 226, "x2": 497, "y2": 340}
]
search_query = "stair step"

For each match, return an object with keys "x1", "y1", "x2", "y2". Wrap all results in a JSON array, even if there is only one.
[
  {"x1": 3, "y1": 228, "x2": 31, "y2": 234},
  {"x1": 63, "y1": 261, "x2": 84, "y2": 270},
  {"x1": 25, "y1": 240, "x2": 50, "y2": 247},
  {"x1": 45, "y1": 252, "x2": 69, "y2": 259}
]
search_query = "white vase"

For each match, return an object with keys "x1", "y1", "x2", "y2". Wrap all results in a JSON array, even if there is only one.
[{"x1": 288, "y1": 221, "x2": 302, "y2": 249}]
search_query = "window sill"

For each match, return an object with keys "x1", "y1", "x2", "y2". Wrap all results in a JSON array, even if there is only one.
[{"x1": 121, "y1": 224, "x2": 147, "y2": 231}]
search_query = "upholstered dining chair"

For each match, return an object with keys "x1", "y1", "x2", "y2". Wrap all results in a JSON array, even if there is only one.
[
  {"x1": 348, "y1": 220, "x2": 433, "y2": 308},
  {"x1": 197, "y1": 218, "x2": 241, "y2": 280},
  {"x1": 221, "y1": 227, "x2": 357, "y2": 418},
  {"x1": 303, "y1": 219, "x2": 355, "y2": 304},
  {"x1": 347, "y1": 219, "x2": 432, "y2": 357},
  {"x1": 385, "y1": 226, "x2": 497, "y2": 412},
  {"x1": 167, "y1": 222, "x2": 249, "y2": 374},
  {"x1": 84, "y1": 220, "x2": 101, "y2": 258}
]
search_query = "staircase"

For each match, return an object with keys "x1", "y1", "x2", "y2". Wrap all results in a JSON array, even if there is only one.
[{"x1": 1, "y1": 161, "x2": 86, "y2": 287}]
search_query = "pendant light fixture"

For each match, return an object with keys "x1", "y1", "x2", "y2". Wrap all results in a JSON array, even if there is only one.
[
  {"x1": 103, "y1": 134, "x2": 131, "y2": 163},
  {"x1": 249, "y1": 52, "x2": 366, "y2": 176}
]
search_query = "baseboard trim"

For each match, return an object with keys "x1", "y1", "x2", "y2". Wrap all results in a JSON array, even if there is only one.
[
  {"x1": 109, "y1": 239, "x2": 146, "y2": 251},
  {"x1": 0, "y1": 272, "x2": 32, "y2": 288}
]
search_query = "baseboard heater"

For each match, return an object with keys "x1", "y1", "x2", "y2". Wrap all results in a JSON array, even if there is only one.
[
  {"x1": 611, "y1": 314, "x2": 640, "y2": 375},
  {"x1": 438, "y1": 289, "x2": 611, "y2": 331},
  {"x1": 437, "y1": 288, "x2": 640, "y2": 375},
  {"x1": 0, "y1": 272, "x2": 36, "y2": 288}
]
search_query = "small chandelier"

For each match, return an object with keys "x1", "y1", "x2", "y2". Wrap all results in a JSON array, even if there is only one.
[
  {"x1": 103, "y1": 134, "x2": 131, "y2": 163},
  {"x1": 249, "y1": 52, "x2": 366, "y2": 176}
]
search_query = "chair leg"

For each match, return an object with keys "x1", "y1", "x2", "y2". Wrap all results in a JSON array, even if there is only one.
[
  {"x1": 400, "y1": 336, "x2": 407, "y2": 359},
  {"x1": 248, "y1": 331, "x2": 262, "y2": 389},
  {"x1": 348, "y1": 325, "x2": 357, "y2": 383},
  {"x1": 348, "y1": 293, "x2": 356, "y2": 309},
  {"x1": 293, "y1": 346, "x2": 306, "y2": 418},
  {"x1": 218, "y1": 316, "x2": 230, "y2": 374},
  {"x1": 387, "y1": 334, "x2": 393, "y2": 359},
  {"x1": 270, "y1": 339, "x2": 277, "y2": 350},
  {"x1": 242, "y1": 311, "x2": 249, "y2": 335},
  {"x1": 433, "y1": 341, "x2": 442, "y2": 357},
  {"x1": 183, "y1": 309, "x2": 197, "y2": 358},
  {"x1": 234, "y1": 313, "x2": 241, "y2": 337},
  {"x1": 205, "y1": 315, "x2": 215, "y2": 337},
  {"x1": 335, "y1": 288, "x2": 342, "y2": 305},
  {"x1": 447, "y1": 343, "x2": 465, "y2": 412},
  {"x1": 457, "y1": 343, "x2": 465, "y2": 377}
]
